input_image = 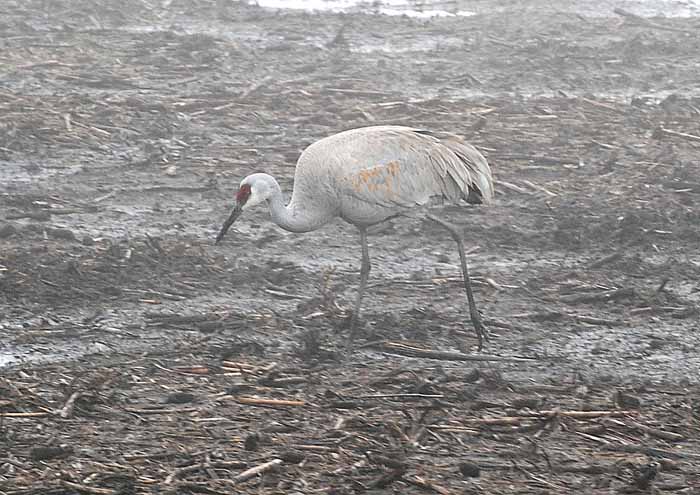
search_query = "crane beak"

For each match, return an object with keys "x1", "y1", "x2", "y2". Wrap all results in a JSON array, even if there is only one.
[{"x1": 215, "y1": 203, "x2": 243, "y2": 244}]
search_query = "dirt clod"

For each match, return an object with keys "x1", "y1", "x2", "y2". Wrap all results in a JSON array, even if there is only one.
[{"x1": 458, "y1": 461, "x2": 481, "y2": 478}]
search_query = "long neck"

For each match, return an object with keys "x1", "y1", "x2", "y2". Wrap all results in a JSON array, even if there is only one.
[{"x1": 267, "y1": 180, "x2": 334, "y2": 234}]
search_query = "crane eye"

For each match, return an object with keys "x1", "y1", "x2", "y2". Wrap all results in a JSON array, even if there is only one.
[{"x1": 236, "y1": 184, "x2": 252, "y2": 204}]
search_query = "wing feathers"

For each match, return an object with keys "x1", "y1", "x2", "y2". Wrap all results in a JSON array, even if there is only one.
[{"x1": 298, "y1": 125, "x2": 494, "y2": 210}]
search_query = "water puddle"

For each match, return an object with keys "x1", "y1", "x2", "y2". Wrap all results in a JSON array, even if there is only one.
[
  {"x1": 240, "y1": 0, "x2": 700, "y2": 18},
  {"x1": 241, "y1": 0, "x2": 475, "y2": 18},
  {"x1": 0, "y1": 160, "x2": 84, "y2": 188},
  {"x1": 114, "y1": 1, "x2": 700, "y2": 57},
  {"x1": 0, "y1": 344, "x2": 96, "y2": 368},
  {"x1": 618, "y1": 0, "x2": 700, "y2": 17}
]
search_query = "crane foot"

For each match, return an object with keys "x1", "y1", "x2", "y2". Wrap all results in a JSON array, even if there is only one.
[{"x1": 472, "y1": 317, "x2": 489, "y2": 351}]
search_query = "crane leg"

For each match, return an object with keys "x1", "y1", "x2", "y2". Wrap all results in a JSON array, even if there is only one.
[
  {"x1": 348, "y1": 227, "x2": 371, "y2": 345},
  {"x1": 426, "y1": 214, "x2": 488, "y2": 351}
]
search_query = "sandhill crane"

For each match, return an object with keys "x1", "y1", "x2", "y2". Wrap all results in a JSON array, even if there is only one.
[{"x1": 216, "y1": 125, "x2": 494, "y2": 349}]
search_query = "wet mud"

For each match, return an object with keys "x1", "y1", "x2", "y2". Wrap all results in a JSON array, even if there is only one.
[{"x1": 1, "y1": 0, "x2": 700, "y2": 493}]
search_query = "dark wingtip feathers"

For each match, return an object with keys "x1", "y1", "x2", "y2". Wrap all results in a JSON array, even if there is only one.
[{"x1": 466, "y1": 187, "x2": 484, "y2": 205}]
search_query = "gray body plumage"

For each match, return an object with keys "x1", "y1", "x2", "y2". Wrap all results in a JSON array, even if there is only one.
[
  {"x1": 216, "y1": 125, "x2": 495, "y2": 349},
  {"x1": 286, "y1": 125, "x2": 494, "y2": 229}
]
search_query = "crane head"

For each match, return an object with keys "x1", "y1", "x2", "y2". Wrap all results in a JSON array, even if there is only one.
[
  {"x1": 216, "y1": 174, "x2": 278, "y2": 244},
  {"x1": 215, "y1": 183, "x2": 251, "y2": 244}
]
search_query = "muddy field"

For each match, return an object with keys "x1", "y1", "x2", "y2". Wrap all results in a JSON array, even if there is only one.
[{"x1": 2, "y1": 0, "x2": 700, "y2": 493}]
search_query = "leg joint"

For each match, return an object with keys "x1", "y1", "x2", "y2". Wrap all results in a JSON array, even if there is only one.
[{"x1": 361, "y1": 258, "x2": 371, "y2": 273}]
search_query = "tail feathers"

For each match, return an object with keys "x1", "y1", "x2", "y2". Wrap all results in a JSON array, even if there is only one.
[{"x1": 440, "y1": 137, "x2": 495, "y2": 205}]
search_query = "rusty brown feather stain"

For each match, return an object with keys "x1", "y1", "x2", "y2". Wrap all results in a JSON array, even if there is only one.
[{"x1": 349, "y1": 160, "x2": 401, "y2": 198}]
